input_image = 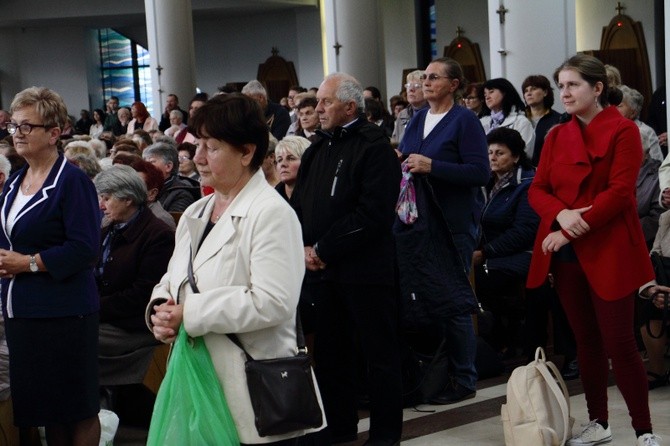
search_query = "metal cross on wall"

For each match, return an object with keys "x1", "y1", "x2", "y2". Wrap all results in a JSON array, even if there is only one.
[
  {"x1": 496, "y1": 4, "x2": 509, "y2": 24},
  {"x1": 333, "y1": 42, "x2": 342, "y2": 56}
]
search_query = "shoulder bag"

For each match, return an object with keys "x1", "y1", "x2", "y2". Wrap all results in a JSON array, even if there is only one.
[{"x1": 188, "y1": 247, "x2": 323, "y2": 437}]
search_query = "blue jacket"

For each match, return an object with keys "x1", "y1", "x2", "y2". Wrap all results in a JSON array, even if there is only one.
[
  {"x1": 0, "y1": 155, "x2": 101, "y2": 318},
  {"x1": 480, "y1": 166, "x2": 539, "y2": 276},
  {"x1": 400, "y1": 105, "x2": 490, "y2": 237}
]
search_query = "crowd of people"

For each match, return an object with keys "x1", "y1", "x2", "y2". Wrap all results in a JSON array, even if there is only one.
[{"x1": 0, "y1": 52, "x2": 667, "y2": 446}]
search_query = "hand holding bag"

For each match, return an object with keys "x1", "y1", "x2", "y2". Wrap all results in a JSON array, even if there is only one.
[{"x1": 188, "y1": 248, "x2": 323, "y2": 437}]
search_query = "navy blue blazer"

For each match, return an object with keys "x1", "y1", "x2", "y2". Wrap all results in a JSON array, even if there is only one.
[{"x1": 0, "y1": 154, "x2": 101, "y2": 318}]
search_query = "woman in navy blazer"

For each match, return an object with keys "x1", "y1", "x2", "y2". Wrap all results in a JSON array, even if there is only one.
[{"x1": 0, "y1": 87, "x2": 101, "y2": 445}]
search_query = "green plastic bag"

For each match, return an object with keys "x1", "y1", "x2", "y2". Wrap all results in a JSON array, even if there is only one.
[{"x1": 147, "y1": 325, "x2": 240, "y2": 446}]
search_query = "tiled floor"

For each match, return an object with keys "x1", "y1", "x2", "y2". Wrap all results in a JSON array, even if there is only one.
[{"x1": 114, "y1": 354, "x2": 670, "y2": 445}]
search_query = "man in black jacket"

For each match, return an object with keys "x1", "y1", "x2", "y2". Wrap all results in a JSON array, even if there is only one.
[{"x1": 294, "y1": 73, "x2": 402, "y2": 446}]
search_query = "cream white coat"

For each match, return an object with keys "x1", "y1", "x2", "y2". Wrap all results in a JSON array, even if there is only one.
[
  {"x1": 480, "y1": 109, "x2": 536, "y2": 160},
  {"x1": 146, "y1": 169, "x2": 325, "y2": 443}
]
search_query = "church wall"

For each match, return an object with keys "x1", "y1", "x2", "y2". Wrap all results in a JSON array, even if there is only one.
[{"x1": 576, "y1": 0, "x2": 657, "y2": 88}]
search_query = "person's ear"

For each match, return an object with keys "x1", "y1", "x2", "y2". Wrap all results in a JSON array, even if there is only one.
[
  {"x1": 49, "y1": 127, "x2": 61, "y2": 145},
  {"x1": 241, "y1": 144, "x2": 257, "y2": 167}
]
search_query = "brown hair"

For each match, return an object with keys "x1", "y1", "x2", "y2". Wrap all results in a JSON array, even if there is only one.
[
  {"x1": 553, "y1": 54, "x2": 608, "y2": 107},
  {"x1": 189, "y1": 94, "x2": 269, "y2": 171}
]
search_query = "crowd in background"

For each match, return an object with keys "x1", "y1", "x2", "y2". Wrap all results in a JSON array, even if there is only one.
[{"x1": 0, "y1": 52, "x2": 667, "y2": 446}]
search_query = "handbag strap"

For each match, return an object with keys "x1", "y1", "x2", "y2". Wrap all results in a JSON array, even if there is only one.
[{"x1": 187, "y1": 239, "x2": 307, "y2": 363}]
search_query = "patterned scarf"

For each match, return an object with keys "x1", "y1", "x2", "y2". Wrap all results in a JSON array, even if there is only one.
[{"x1": 489, "y1": 110, "x2": 505, "y2": 130}]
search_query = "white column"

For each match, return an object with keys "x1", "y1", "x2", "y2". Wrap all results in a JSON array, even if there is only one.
[
  {"x1": 144, "y1": 0, "x2": 196, "y2": 116},
  {"x1": 486, "y1": 0, "x2": 576, "y2": 101},
  {"x1": 320, "y1": 0, "x2": 382, "y2": 89}
]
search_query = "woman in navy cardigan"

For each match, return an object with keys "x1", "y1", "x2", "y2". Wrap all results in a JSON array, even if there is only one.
[
  {"x1": 472, "y1": 127, "x2": 538, "y2": 356},
  {"x1": 0, "y1": 87, "x2": 101, "y2": 445}
]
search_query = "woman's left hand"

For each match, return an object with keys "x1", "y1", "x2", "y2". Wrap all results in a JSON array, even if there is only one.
[
  {"x1": 541, "y1": 231, "x2": 570, "y2": 254},
  {"x1": 151, "y1": 297, "x2": 183, "y2": 343},
  {"x1": 406, "y1": 153, "x2": 432, "y2": 174}
]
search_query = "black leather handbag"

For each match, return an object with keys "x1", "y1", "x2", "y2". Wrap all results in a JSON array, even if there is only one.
[
  {"x1": 188, "y1": 247, "x2": 323, "y2": 437},
  {"x1": 227, "y1": 326, "x2": 323, "y2": 437}
]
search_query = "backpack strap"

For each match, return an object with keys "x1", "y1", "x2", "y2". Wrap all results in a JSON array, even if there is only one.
[{"x1": 535, "y1": 355, "x2": 572, "y2": 445}]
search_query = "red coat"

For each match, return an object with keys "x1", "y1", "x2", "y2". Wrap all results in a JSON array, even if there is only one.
[{"x1": 527, "y1": 106, "x2": 653, "y2": 300}]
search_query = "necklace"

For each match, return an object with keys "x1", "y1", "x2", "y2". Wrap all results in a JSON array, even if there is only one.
[{"x1": 23, "y1": 182, "x2": 32, "y2": 194}]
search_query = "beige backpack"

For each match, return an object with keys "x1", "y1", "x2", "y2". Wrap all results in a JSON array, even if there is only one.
[{"x1": 501, "y1": 347, "x2": 574, "y2": 446}]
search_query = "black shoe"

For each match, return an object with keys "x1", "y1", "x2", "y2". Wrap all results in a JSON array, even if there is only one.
[
  {"x1": 561, "y1": 358, "x2": 579, "y2": 381},
  {"x1": 429, "y1": 382, "x2": 476, "y2": 405},
  {"x1": 332, "y1": 432, "x2": 358, "y2": 444}
]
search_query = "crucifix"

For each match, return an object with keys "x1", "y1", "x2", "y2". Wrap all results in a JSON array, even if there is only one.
[
  {"x1": 456, "y1": 26, "x2": 465, "y2": 37},
  {"x1": 271, "y1": 46, "x2": 279, "y2": 56},
  {"x1": 496, "y1": 4, "x2": 509, "y2": 24},
  {"x1": 615, "y1": 2, "x2": 625, "y2": 15},
  {"x1": 155, "y1": 65, "x2": 163, "y2": 76},
  {"x1": 333, "y1": 41, "x2": 342, "y2": 56}
]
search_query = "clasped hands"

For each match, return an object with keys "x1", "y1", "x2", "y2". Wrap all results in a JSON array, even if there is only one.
[
  {"x1": 304, "y1": 246, "x2": 326, "y2": 272},
  {"x1": 151, "y1": 297, "x2": 183, "y2": 344},
  {"x1": 541, "y1": 206, "x2": 591, "y2": 255}
]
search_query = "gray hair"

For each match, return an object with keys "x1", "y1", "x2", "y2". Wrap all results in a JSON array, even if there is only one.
[
  {"x1": 93, "y1": 164, "x2": 147, "y2": 206},
  {"x1": 324, "y1": 72, "x2": 365, "y2": 112},
  {"x1": 153, "y1": 135, "x2": 177, "y2": 147},
  {"x1": 143, "y1": 142, "x2": 179, "y2": 176},
  {"x1": 89, "y1": 138, "x2": 107, "y2": 159},
  {"x1": 406, "y1": 70, "x2": 425, "y2": 83},
  {"x1": 118, "y1": 107, "x2": 131, "y2": 119},
  {"x1": 619, "y1": 85, "x2": 644, "y2": 120},
  {"x1": 241, "y1": 80, "x2": 267, "y2": 98},
  {"x1": 169, "y1": 109, "x2": 183, "y2": 122},
  {"x1": 0, "y1": 154, "x2": 10, "y2": 179},
  {"x1": 275, "y1": 135, "x2": 311, "y2": 159},
  {"x1": 69, "y1": 154, "x2": 102, "y2": 179}
]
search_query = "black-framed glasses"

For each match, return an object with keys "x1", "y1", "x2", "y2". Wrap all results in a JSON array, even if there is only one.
[
  {"x1": 6, "y1": 122, "x2": 51, "y2": 135},
  {"x1": 419, "y1": 74, "x2": 451, "y2": 82}
]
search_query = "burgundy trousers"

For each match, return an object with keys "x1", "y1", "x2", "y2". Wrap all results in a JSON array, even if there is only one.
[{"x1": 552, "y1": 261, "x2": 651, "y2": 431}]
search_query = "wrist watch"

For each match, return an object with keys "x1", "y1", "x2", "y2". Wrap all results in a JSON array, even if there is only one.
[{"x1": 29, "y1": 255, "x2": 39, "y2": 273}]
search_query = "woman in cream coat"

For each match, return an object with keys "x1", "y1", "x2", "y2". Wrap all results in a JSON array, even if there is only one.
[{"x1": 147, "y1": 94, "x2": 324, "y2": 445}]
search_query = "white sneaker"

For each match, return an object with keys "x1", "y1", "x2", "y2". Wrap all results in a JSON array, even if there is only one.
[
  {"x1": 567, "y1": 420, "x2": 613, "y2": 445},
  {"x1": 637, "y1": 433, "x2": 662, "y2": 446}
]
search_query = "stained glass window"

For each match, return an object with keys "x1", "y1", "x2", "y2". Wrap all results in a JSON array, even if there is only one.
[{"x1": 98, "y1": 29, "x2": 153, "y2": 114}]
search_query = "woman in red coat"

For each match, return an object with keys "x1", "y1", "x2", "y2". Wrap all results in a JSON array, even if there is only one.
[{"x1": 527, "y1": 54, "x2": 662, "y2": 446}]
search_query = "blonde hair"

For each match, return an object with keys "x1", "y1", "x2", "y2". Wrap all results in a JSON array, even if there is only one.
[
  {"x1": 275, "y1": 135, "x2": 311, "y2": 159},
  {"x1": 10, "y1": 87, "x2": 68, "y2": 130}
]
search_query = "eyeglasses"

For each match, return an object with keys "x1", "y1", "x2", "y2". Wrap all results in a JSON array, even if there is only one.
[
  {"x1": 465, "y1": 96, "x2": 479, "y2": 101},
  {"x1": 419, "y1": 74, "x2": 451, "y2": 82},
  {"x1": 6, "y1": 122, "x2": 52, "y2": 135},
  {"x1": 178, "y1": 155, "x2": 191, "y2": 161},
  {"x1": 404, "y1": 83, "x2": 422, "y2": 90}
]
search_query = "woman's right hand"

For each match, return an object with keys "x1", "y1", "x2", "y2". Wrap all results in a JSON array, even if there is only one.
[
  {"x1": 556, "y1": 206, "x2": 592, "y2": 238},
  {"x1": 151, "y1": 297, "x2": 183, "y2": 344}
]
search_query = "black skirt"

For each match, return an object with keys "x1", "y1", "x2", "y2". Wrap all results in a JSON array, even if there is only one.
[{"x1": 4, "y1": 313, "x2": 100, "y2": 427}]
